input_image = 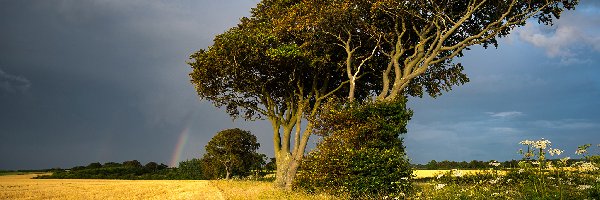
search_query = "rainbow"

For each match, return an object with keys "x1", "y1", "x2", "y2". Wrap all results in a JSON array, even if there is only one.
[{"x1": 169, "y1": 127, "x2": 189, "y2": 167}]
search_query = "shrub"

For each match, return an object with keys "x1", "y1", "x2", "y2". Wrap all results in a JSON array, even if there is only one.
[{"x1": 296, "y1": 98, "x2": 413, "y2": 198}]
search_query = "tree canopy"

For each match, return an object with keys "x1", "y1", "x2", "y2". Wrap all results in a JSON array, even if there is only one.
[
  {"x1": 189, "y1": 0, "x2": 578, "y2": 189},
  {"x1": 202, "y1": 128, "x2": 263, "y2": 179}
]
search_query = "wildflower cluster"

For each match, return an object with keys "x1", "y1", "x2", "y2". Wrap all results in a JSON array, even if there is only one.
[{"x1": 489, "y1": 161, "x2": 501, "y2": 167}]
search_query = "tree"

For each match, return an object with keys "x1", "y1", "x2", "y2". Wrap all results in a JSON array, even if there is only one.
[
  {"x1": 190, "y1": 0, "x2": 578, "y2": 189},
  {"x1": 190, "y1": 1, "x2": 347, "y2": 188},
  {"x1": 265, "y1": 157, "x2": 276, "y2": 172},
  {"x1": 144, "y1": 162, "x2": 159, "y2": 172},
  {"x1": 202, "y1": 128, "x2": 261, "y2": 179},
  {"x1": 122, "y1": 160, "x2": 142, "y2": 168},
  {"x1": 86, "y1": 162, "x2": 102, "y2": 169},
  {"x1": 177, "y1": 159, "x2": 203, "y2": 180},
  {"x1": 297, "y1": 98, "x2": 414, "y2": 198}
]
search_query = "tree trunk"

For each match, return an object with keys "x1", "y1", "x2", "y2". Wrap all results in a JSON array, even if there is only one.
[
  {"x1": 274, "y1": 152, "x2": 300, "y2": 190},
  {"x1": 348, "y1": 80, "x2": 356, "y2": 102},
  {"x1": 225, "y1": 165, "x2": 230, "y2": 180}
]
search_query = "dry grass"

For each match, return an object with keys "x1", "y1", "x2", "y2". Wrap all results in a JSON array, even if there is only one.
[
  {"x1": 0, "y1": 174, "x2": 224, "y2": 200},
  {"x1": 210, "y1": 180, "x2": 335, "y2": 200}
]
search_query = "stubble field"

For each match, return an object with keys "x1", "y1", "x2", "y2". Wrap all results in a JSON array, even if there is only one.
[
  {"x1": 0, "y1": 170, "x2": 472, "y2": 200},
  {"x1": 0, "y1": 174, "x2": 225, "y2": 200}
]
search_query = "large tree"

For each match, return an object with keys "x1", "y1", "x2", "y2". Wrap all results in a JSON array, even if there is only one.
[
  {"x1": 190, "y1": 0, "x2": 348, "y2": 188},
  {"x1": 189, "y1": 0, "x2": 577, "y2": 189}
]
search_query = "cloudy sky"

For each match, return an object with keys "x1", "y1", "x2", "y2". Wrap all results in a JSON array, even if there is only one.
[{"x1": 1, "y1": 0, "x2": 599, "y2": 170}]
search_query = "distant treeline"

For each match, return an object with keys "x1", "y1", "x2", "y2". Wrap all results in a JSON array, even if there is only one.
[
  {"x1": 412, "y1": 159, "x2": 586, "y2": 170},
  {"x1": 36, "y1": 159, "x2": 202, "y2": 180},
  {"x1": 35, "y1": 158, "x2": 277, "y2": 180}
]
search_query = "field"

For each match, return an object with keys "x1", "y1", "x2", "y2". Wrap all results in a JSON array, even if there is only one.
[
  {"x1": 0, "y1": 171, "x2": 446, "y2": 200},
  {"x1": 2, "y1": 167, "x2": 598, "y2": 199},
  {"x1": 0, "y1": 174, "x2": 225, "y2": 200},
  {"x1": 0, "y1": 170, "x2": 498, "y2": 200},
  {"x1": 0, "y1": 174, "x2": 332, "y2": 200}
]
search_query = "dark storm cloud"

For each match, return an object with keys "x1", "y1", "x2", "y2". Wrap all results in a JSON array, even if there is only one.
[
  {"x1": 0, "y1": 68, "x2": 31, "y2": 93},
  {"x1": 1, "y1": 0, "x2": 598, "y2": 170},
  {"x1": 0, "y1": 0, "x2": 260, "y2": 170}
]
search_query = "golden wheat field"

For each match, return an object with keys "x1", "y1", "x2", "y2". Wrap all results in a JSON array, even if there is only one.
[
  {"x1": 0, "y1": 170, "x2": 496, "y2": 200},
  {"x1": 0, "y1": 174, "x2": 225, "y2": 200},
  {"x1": 0, "y1": 174, "x2": 335, "y2": 200}
]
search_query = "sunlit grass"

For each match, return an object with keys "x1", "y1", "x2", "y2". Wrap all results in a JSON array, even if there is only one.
[
  {"x1": 0, "y1": 174, "x2": 224, "y2": 200},
  {"x1": 210, "y1": 180, "x2": 335, "y2": 200}
]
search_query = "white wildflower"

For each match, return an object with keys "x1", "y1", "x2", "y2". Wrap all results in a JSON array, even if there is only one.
[
  {"x1": 532, "y1": 161, "x2": 540, "y2": 165},
  {"x1": 451, "y1": 169, "x2": 463, "y2": 177},
  {"x1": 518, "y1": 169, "x2": 525, "y2": 174},
  {"x1": 489, "y1": 161, "x2": 501, "y2": 167},
  {"x1": 436, "y1": 173, "x2": 444, "y2": 179},
  {"x1": 519, "y1": 140, "x2": 533, "y2": 145},
  {"x1": 578, "y1": 162, "x2": 599, "y2": 172},
  {"x1": 577, "y1": 185, "x2": 592, "y2": 190},
  {"x1": 575, "y1": 149, "x2": 587, "y2": 155},
  {"x1": 435, "y1": 184, "x2": 446, "y2": 190},
  {"x1": 533, "y1": 138, "x2": 551, "y2": 149},
  {"x1": 489, "y1": 178, "x2": 501, "y2": 184},
  {"x1": 548, "y1": 148, "x2": 563, "y2": 156}
]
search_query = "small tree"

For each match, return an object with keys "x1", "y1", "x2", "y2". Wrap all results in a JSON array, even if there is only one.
[
  {"x1": 203, "y1": 128, "x2": 261, "y2": 179},
  {"x1": 144, "y1": 162, "x2": 159, "y2": 172},
  {"x1": 177, "y1": 159, "x2": 203, "y2": 180},
  {"x1": 296, "y1": 98, "x2": 413, "y2": 198},
  {"x1": 265, "y1": 157, "x2": 276, "y2": 172},
  {"x1": 122, "y1": 160, "x2": 142, "y2": 168}
]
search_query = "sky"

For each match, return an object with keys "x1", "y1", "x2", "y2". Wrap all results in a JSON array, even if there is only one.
[{"x1": 1, "y1": 0, "x2": 598, "y2": 170}]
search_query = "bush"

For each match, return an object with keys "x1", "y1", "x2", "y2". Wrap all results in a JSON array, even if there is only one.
[{"x1": 296, "y1": 98, "x2": 413, "y2": 198}]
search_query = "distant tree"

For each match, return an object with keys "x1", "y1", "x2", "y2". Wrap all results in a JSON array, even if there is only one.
[
  {"x1": 177, "y1": 159, "x2": 203, "y2": 180},
  {"x1": 427, "y1": 160, "x2": 439, "y2": 170},
  {"x1": 86, "y1": 162, "x2": 102, "y2": 169},
  {"x1": 202, "y1": 128, "x2": 261, "y2": 179},
  {"x1": 122, "y1": 160, "x2": 142, "y2": 168},
  {"x1": 144, "y1": 162, "x2": 159, "y2": 172},
  {"x1": 265, "y1": 157, "x2": 276, "y2": 172},
  {"x1": 157, "y1": 163, "x2": 169, "y2": 171},
  {"x1": 103, "y1": 162, "x2": 120, "y2": 168},
  {"x1": 250, "y1": 153, "x2": 268, "y2": 177}
]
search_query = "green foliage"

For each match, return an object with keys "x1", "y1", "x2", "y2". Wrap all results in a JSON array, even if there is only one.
[
  {"x1": 202, "y1": 128, "x2": 264, "y2": 180},
  {"x1": 35, "y1": 160, "x2": 178, "y2": 180},
  {"x1": 176, "y1": 159, "x2": 203, "y2": 180},
  {"x1": 265, "y1": 157, "x2": 276, "y2": 172},
  {"x1": 296, "y1": 98, "x2": 413, "y2": 198}
]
